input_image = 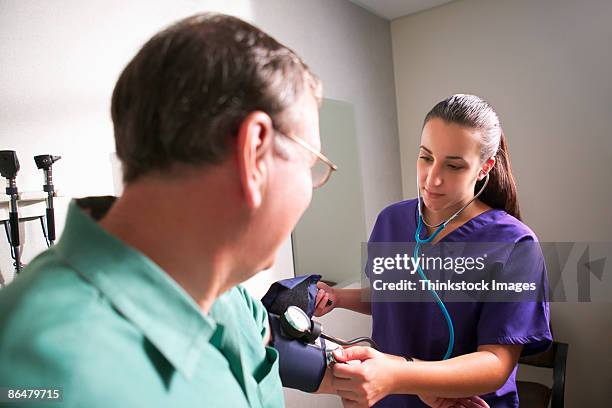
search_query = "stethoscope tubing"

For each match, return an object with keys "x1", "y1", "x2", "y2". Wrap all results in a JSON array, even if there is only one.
[{"x1": 414, "y1": 172, "x2": 490, "y2": 359}]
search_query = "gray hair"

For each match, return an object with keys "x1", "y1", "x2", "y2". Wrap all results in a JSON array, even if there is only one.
[{"x1": 111, "y1": 13, "x2": 321, "y2": 183}]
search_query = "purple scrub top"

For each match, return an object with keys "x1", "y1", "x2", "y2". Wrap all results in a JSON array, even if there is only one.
[{"x1": 368, "y1": 199, "x2": 552, "y2": 408}]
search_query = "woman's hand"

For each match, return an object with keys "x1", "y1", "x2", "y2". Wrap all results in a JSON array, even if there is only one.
[
  {"x1": 314, "y1": 281, "x2": 338, "y2": 316},
  {"x1": 329, "y1": 347, "x2": 492, "y2": 408},
  {"x1": 330, "y1": 346, "x2": 399, "y2": 407},
  {"x1": 419, "y1": 395, "x2": 490, "y2": 408}
]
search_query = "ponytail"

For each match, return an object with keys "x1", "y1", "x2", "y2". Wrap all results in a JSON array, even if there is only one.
[{"x1": 477, "y1": 132, "x2": 521, "y2": 220}]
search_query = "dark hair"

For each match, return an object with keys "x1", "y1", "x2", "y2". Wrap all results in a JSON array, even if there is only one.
[
  {"x1": 423, "y1": 94, "x2": 521, "y2": 220},
  {"x1": 111, "y1": 13, "x2": 321, "y2": 183}
]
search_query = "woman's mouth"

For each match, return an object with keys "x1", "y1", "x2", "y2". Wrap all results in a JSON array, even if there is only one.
[{"x1": 424, "y1": 188, "x2": 445, "y2": 199}]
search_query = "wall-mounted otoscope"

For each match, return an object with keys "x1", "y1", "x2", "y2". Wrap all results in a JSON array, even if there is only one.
[
  {"x1": 0, "y1": 150, "x2": 22, "y2": 273},
  {"x1": 34, "y1": 155, "x2": 61, "y2": 246}
]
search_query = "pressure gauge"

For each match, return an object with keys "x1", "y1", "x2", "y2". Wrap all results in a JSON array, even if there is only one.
[
  {"x1": 280, "y1": 306, "x2": 322, "y2": 343},
  {"x1": 283, "y1": 306, "x2": 311, "y2": 333}
]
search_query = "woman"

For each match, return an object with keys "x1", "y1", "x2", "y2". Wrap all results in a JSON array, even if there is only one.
[{"x1": 316, "y1": 94, "x2": 552, "y2": 407}]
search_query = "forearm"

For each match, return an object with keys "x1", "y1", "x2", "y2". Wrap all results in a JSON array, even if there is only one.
[
  {"x1": 315, "y1": 366, "x2": 334, "y2": 394},
  {"x1": 390, "y1": 351, "x2": 514, "y2": 398},
  {"x1": 336, "y1": 287, "x2": 371, "y2": 315}
]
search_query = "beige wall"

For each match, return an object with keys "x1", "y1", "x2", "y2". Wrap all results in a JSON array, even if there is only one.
[{"x1": 391, "y1": 0, "x2": 612, "y2": 405}]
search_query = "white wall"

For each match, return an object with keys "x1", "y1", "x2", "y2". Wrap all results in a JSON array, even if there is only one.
[
  {"x1": 0, "y1": 1, "x2": 400, "y2": 406},
  {"x1": 391, "y1": 0, "x2": 612, "y2": 406},
  {"x1": 0, "y1": 0, "x2": 402, "y2": 282},
  {"x1": 0, "y1": 0, "x2": 257, "y2": 281},
  {"x1": 251, "y1": 0, "x2": 403, "y2": 232}
]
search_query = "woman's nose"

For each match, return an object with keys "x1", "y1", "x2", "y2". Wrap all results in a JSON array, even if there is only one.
[{"x1": 427, "y1": 165, "x2": 443, "y2": 187}]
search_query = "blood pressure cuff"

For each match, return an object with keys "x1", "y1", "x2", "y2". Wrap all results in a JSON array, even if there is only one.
[
  {"x1": 268, "y1": 313, "x2": 327, "y2": 392},
  {"x1": 261, "y1": 274, "x2": 322, "y2": 318}
]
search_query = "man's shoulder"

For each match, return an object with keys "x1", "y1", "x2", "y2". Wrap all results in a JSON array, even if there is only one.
[
  {"x1": 0, "y1": 249, "x2": 99, "y2": 330},
  {"x1": 222, "y1": 284, "x2": 262, "y2": 311},
  {"x1": 0, "y1": 250, "x2": 145, "y2": 387},
  {"x1": 0, "y1": 285, "x2": 160, "y2": 406},
  {"x1": 218, "y1": 284, "x2": 268, "y2": 324},
  {"x1": 0, "y1": 248, "x2": 109, "y2": 326},
  {"x1": 209, "y1": 284, "x2": 269, "y2": 342}
]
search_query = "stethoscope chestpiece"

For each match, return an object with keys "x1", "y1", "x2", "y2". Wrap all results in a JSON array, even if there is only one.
[{"x1": 280, "y1": 305, "x2": 322, "y2": 344}]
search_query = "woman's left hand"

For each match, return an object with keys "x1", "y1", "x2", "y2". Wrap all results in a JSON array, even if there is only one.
[{"x1": 330, "y1": 346, "x2": 399, "y2": 407}]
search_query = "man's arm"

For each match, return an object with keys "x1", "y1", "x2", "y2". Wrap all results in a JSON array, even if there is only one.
[
  {"x1": 263, "y1": 318, "x2": 272, "y2": 345},
  {"x1": 315, "y1": 366, "x2": 335, "y2": 394}
]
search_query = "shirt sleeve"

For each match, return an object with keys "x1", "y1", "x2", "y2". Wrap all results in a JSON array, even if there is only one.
[
  {"x1": 476, "y1": 239, "x2": 553, "y2": 357},
  {"x1": 236, "y1": 285, "x2": 270, "y2": 341}
]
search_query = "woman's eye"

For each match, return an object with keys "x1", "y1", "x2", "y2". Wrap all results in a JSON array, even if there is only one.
[
  {"x1": 448, "y1": 164, "x2": 462, "y2": 170},
  {"x1": 419, "y1": 156, "x2": 432, "y2": 162}
]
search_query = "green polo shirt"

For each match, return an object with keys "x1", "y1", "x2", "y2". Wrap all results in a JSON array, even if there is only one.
[{"x1": 0, "y1": 200, "x2": 284, "y2": 407}]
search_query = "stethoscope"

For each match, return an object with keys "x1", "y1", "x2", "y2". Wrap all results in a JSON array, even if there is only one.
[{"x1": 414, "y1": 172, "x2": 489, "y2": 360}]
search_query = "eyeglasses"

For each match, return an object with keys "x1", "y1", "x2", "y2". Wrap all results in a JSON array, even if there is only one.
[{"x1": 277, "y1": 131, "x2": 338, "y2": 189}]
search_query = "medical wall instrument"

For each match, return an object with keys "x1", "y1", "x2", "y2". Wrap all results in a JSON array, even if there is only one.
[
  {"x1": 0, "y1": 150, "x2": 23, "y2": 274},
  {"x1": 34, "y1": 155, "x2": 61, "y2": 246}
]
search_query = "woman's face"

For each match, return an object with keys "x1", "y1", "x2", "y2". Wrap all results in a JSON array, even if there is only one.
[{"x1": 417, "y1": 118, "x2": 487, "y2": 213}]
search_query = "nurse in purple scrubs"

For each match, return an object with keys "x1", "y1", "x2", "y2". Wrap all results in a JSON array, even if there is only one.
[{"x1": 315, "y1": 94, "x2": 552, "y2": 408}]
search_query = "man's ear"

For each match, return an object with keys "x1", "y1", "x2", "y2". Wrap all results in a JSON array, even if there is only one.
[
  {"x1": 235, "y1": 111, "x2": 275, "y2": 209},
  {"x1": 479, "y1": 157, "x2": 496, "y2": 180}
]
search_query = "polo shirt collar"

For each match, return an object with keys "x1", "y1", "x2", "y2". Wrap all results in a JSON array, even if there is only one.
[{"x1": 55, "y1": 200, "x2": 216, "y2": 380}]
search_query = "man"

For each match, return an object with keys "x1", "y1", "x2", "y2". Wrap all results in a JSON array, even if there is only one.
[{"x1": 0, "y1": 13, "x2": 331, "y2": 407}]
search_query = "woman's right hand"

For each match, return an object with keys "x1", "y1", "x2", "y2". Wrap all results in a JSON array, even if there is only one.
[{"x1": 314, "y1": 281, "x2": 338, "y2": 317}]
